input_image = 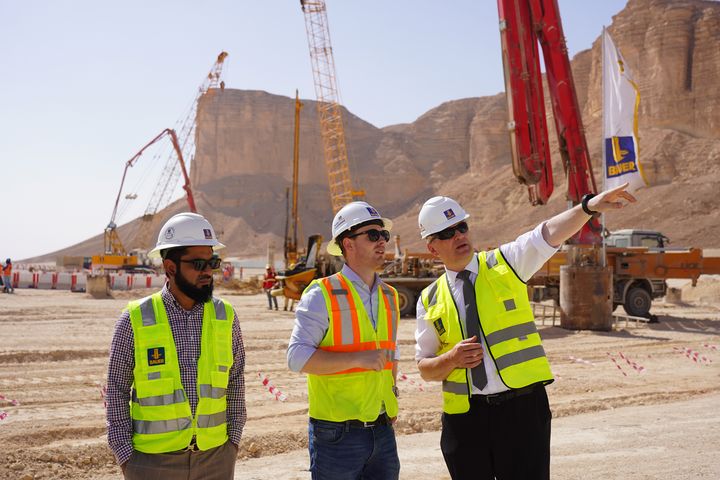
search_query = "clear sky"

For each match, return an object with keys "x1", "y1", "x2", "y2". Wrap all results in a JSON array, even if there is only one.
[{"x1": 0, "y1": 0, "x2": 628, "y2": 261}]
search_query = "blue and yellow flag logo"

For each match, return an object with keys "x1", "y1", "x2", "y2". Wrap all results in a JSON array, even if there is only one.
[
  {"x1": 148, "y1": 347, "x2": 166, "y2": 366},
  {"x1": 605, "y1": 136, "x2": 638, "y2": 178}
]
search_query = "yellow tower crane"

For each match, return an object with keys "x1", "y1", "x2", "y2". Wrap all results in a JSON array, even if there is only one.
[{"x1": 300, "y1": 0, "x2": 363, "y2": 213}]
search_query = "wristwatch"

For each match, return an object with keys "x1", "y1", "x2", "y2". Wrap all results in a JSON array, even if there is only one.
[
  {"x1": 392, "y1": 386, "x2": 399, "y2": 398},
  {"x1": 581, "y1": 193, "x2": 600, "y2": 217}
]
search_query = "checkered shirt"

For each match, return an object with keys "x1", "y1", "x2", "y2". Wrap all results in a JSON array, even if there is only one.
[{"x1": 105, "y1": 285, "x2": 246, "y2": 465}]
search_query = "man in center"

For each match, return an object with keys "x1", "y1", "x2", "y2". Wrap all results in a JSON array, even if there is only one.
[{"x1": 287, "y1": 201, "x2": 401, "y2": 480}]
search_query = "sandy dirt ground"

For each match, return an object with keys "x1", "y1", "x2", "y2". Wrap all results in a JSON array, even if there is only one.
[{"x1": 1, "y1": 277, "x2": 720, "y2": 479}]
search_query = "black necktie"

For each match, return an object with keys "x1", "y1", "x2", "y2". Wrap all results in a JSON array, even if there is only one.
[{"x1": 456, "y1": 270, "x2": 488, "y2": 390}]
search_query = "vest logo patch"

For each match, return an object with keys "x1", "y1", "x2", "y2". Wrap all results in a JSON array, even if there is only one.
[
  {"x1": 433, "y1": 318, "x2": 446, "y2": 335},
  {"x1": 148, "y1": 347, "x2": 166, "y2": 366}
]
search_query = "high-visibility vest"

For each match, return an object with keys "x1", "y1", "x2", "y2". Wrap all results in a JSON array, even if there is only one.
[
  {"x1": 421, "y1": 249, "x2": 553, "y2": 414},
  {"x1": 306, "y1": 273, "x2": 400, "y2": 422},
  {"x1": 128, "y1": 292, "x2": 234, "y2": 453}
]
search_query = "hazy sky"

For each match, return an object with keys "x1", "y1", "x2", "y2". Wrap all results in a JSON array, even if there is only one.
[{"x1": 1, "y1": 0, "x2": 628, "y2": 260}]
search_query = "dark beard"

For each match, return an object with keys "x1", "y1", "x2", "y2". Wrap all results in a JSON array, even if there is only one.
[{"x1": 174, "y1": 268, "x2": 214, "y2": 304}]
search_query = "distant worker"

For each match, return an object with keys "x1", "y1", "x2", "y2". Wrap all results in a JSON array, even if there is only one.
[
  {"x1": 288, "y1": 201, "x2": 402, "y2": 479},
  {"x1": 263, "y1": 265, "x2": 279, "y2": 310},
  {"x1": 415, "y1": 184, "x2": 636, "y2": 480},
  {"x1": 2, "y1": 258, "x2": 13, "y2": 293},
  {"x1": 106, "y1": 212, "x2": 246, "y2": 480}
]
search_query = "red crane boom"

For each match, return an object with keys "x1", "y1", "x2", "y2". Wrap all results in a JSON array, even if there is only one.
[{"x1": 497, "y1": 0, "x2": 601, "y2": 244}]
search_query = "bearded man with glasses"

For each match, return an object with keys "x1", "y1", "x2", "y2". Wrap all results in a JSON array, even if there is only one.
[
  {"x1": 106, "y1": 212, "x2": 246, "y2": 480},
  {"x1": 288, "y1": 201, "x2": 402, "y2": 480},
  {"x1": 415, "y1": 184, "x2": 635, "y2": 480}
]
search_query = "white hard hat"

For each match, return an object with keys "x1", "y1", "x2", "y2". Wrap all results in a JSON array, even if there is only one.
[
  {"x1": 418, "y1": 196, "x2": 470, "y2": 239},
  {"x1": 327, "y1": 201, "x2": 393, "y2": 256},
  {"x1": 148, "y1": 212, "x2": 226, "y2": 258}
]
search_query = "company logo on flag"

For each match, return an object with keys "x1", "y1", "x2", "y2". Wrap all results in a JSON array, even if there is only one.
[
  {"x1": 602, "y1": 29, "x2": 648, "y2": 192},
  {"x1": 605, "y1": 136, "x2": 638, "y2": 178}
]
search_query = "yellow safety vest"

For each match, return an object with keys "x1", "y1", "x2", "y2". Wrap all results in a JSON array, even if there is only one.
[
  {"x1": 128, "y1": 292, "x2": 234, "y2": 453},
  {"x1": 421, "y1": 249, "x2": 553, "y2": 414},
  {"x1": 306, "y1": 273, "x2": 400, "y2": 422}
]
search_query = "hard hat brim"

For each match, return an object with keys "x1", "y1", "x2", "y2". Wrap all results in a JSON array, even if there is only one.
[{"x1": 148, "y1": 241, "x2": 226, "y2": 259}]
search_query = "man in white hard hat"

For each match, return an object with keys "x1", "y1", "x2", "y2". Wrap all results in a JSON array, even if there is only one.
[
  {"x1": 415, "y1": 184, "x2": 636, "y2": 480},
  {"x1": 287, "y1": 201, "x2": 402, "y2": 479},
  {"x1": 106, "y1": 212, "x2": 246, "y2": 480}
]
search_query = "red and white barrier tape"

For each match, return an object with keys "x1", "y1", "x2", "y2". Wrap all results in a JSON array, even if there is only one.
[
  {"x1": 568, "y1": 355, "x2": 595, "y2": 366},
  {"x1": 617, "y1": 352, "x2": 646, "y2": 373},
  {"x1": 0, "y1": 393, "x2": 20, "y2": 406},
  {"x1": 606, "y1": 352, "x2": 627, "y2": 377},
  {"x1": 258, "y1": 373, "x2": 287, "y2": 402},
  {"x1": 0, "y1": 393, "x2": 19, "y2": 421},
  {"x1": 702, "y1": 343, "x2": 718, "y2": 352},
  {"x1": 673, "y1": 346, "x2": 712, "y2": 365},
  {"x1": 398, "y1": 372, "x2": 426, "y2": 392}
]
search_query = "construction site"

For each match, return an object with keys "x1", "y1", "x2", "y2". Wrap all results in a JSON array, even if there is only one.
[{"x1": 2, "y1": 0, "x2": 720, "y2": 478}]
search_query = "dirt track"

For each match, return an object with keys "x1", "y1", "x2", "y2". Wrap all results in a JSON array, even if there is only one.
[{"x1": 1, "y1": 278, "x2": 720, "y2": 479}]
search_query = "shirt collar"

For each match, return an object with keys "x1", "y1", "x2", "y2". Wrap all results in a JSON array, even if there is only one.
[
  {"x1": 445, "y1": 252, "x2": 479, "y2": 283},
  {"x1": 340, "y1": 263, "x2": 379, "y2": 293}
]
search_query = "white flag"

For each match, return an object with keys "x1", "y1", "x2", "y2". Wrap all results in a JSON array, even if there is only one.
[{"x1": 602, "y1": 29, "x2": 647, "y2": 191}]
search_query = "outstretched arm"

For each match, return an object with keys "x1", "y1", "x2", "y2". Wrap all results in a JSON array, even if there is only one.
[{"x1": 542, "y1": 183, "x2": 636, "y2": 247}]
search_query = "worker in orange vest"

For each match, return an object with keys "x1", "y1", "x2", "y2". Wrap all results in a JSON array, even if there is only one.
[{"x1": 2, "y1": 259, "x2": 13, "y2": 294}]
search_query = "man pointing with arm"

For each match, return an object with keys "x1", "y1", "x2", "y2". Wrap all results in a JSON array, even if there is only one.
[{"x1": 415, "y1": 184, "x2": 635, "y2": 480}]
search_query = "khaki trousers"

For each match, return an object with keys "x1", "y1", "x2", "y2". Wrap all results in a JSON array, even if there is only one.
[{"x1": 123, "y1": 441, "x2": 237, "y2": 480}]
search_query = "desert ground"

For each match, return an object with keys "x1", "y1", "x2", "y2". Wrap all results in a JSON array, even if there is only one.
[{"x1": 1, "y1": 277, "x2": 720, "y2": 480}]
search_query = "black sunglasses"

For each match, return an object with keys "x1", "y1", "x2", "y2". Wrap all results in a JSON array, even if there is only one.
[
  {"x1": 347, "y1": 229, "x2": 391, "y2": 243},
  {"x1": 179, "y1": 256, "x2": 222, "y2": 271},
  {"x1": 432, "y1": 221, "x2": 469, "y2": 241}
]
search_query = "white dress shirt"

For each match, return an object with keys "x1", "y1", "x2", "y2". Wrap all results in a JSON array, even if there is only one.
[{"x1": 414, "y1": 222, "x2": 558, "y2": 395}]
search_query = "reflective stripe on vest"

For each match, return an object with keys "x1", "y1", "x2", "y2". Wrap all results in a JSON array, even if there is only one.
[
  {"x1": 305, "y1": 273, "x2": 400, "y2": 422},
  {"x1": 421, "y1": 249, "x2": 553, "y2": 414},
  {"x1": 318, "y1": 275, "x2": 397, "y2": 368},
  {"x1": 133, "y1": 417, "x2": 192, "y2": 435}
]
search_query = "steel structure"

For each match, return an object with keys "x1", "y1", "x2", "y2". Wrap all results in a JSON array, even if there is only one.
[
  {"x1": 300, "y1": 0, "x2": 358, "y2": 213},
  {"x1": 497, "y1": 0, "x2": 600, "y2": 244},
  {"x1": 104, "y1": 128, "x2": 195, "y2": 256},
  {"x1": 143, "y1": 51, "x2": 229, "y2": 217}
]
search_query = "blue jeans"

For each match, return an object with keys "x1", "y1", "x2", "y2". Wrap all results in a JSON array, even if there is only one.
[{"x1": 308, "y1": 419, "x2": 400, "y2": 480}]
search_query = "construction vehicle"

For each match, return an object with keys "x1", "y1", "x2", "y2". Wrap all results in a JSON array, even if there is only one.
[
  {"x1": 274, "y1": 90, "x2": 328, "y2": 300},
  {"x1": 91, "y1": 128, "x2": 196, "y2": 271},
  {"x1": 529, "y1": 231, "x2": 720, "y2": 318},
  {"x1": 91, "y1": 52, "x2": 227, "y2": 272}
]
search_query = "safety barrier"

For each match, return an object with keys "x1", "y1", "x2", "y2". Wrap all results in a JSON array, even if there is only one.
[{"x1": 6, "y1": 270, "x2": 163, "y2": 292}]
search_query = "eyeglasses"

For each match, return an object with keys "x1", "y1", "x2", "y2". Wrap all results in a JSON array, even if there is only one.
[
  {"x1": 347, "y1": 229, "x2": 391, "y2": 243},
  {"x1": 432, "y1": 221, "x2": 469, "y2": 241},
  {"x1": 179, "y1": 256, "x2": 222, "y2": 271}
]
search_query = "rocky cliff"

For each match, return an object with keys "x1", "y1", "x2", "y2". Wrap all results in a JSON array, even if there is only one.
[{"x1": 33, "y1": 0, "x2": 720, "y2": 262}]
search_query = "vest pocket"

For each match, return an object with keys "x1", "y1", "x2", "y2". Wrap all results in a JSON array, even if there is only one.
[
  {"x1": 135, "y1": 377, "x2": 174, "y2": 399},
  {"x1": 211, "y1": 370, "x2": 229, "y2": 389}
]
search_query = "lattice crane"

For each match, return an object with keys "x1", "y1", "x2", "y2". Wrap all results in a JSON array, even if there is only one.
[
  {"x1": 143, "y1": 51, "x2": 229, "y2": 218},
  {"x1": 300, "y1": 0, "x2": 362, "y2": 213}
]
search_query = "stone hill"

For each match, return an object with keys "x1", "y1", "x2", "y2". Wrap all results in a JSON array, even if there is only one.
[{"x1": 32, "y1": 0, "x2": 720, "y2": 263}]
